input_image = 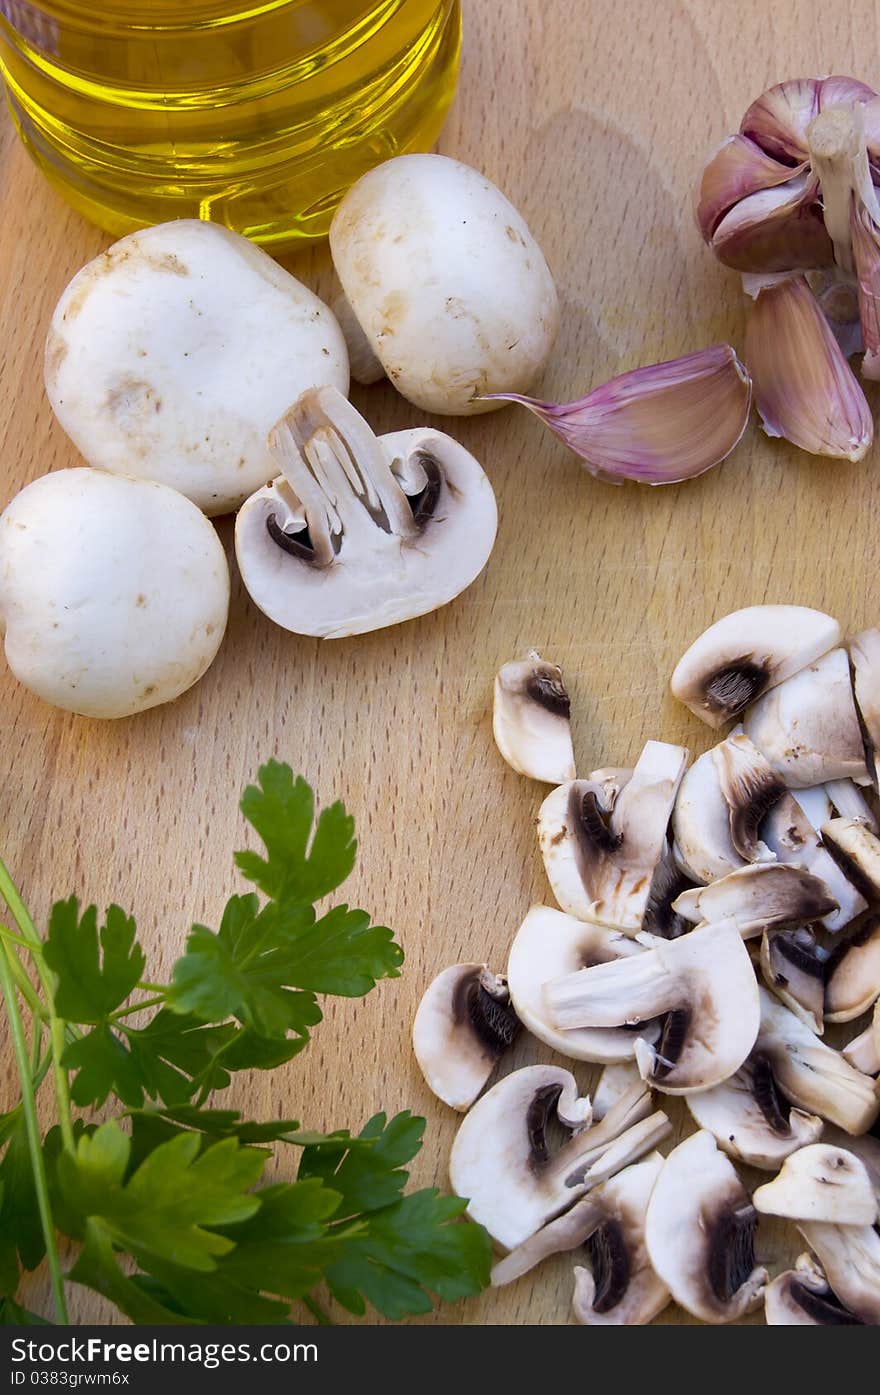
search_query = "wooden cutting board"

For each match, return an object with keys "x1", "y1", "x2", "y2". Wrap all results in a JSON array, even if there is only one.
[{"x1": 2, "y1": 0, "x2": 879, "y2": 1326}]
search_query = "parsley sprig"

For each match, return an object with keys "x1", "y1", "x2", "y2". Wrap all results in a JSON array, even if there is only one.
[{"x1": 0, "y1": 761, "x2": 491, "y2": 1325}]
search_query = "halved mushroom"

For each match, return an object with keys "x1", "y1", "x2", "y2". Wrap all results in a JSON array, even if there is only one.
[
  {"x1": 759, "y1": 927, "x2": 826, "y2": 1032},
  {"x1": 506, "y1": 906, "x2": 657, "y2": 1063},
  {"x1": 672, "y1": 862, "x2": 838, "y2": 938},
  {"x1": 538, "y1": 741, "x2": 688, "y2": 932},
  {"x1": 756, "y1": 988, "x2": 879, "y2": 1134},
  {"x1": 765, "y1": 1254, "x2": 867, "y2": 1325},
  {"x1": 850, "y1": 627, "x2": 880, "y2": 784},
  {"x1": 797, "y1": 1222, "x2": 880, "y2": 1323},
  {"x1": 412, "y1": 963, "x2": 520, "y2": 1111},
  {"x1": 44, "y1": 220, "x2": 349, "y2": 515},
  {"x1": 820, "y1": 817, "x2": 880, "y2": 902},
  {"x1": 543, "y1": 919, "x2": 760, "y2": 1094},
  {"x1": 825, "y1": 917, "x2": 880, "y2": 1022},
  {"x1": 448, "y1": 1066, "x2": 663, "y2": 1251},
  {"x1": 686, "y1": 1052, "x2": 823, "y2": 1169},
  {"x1": 761, "y1": 795, "x2": 865, "y2": 932},
  {"x1": 753, "y1": 1143, "x2": 878, "y2": 1225},
  {"x1": 743, "y1": 648, "x2": 869, "y2": 787},
  {"x1": 493, "y1": 652, "x2": 576, "y2": 783},
  {"x1": 490, "y1": 1154, "x2": 671, "y2": 1326},
  {"x1": 644, "y1": 1131, "x2": 768, "y2": 1323},
  {"x1": 670, "y1": 604, "x2": 841, "y2": 728},
  {"x1": 671, "y1": 748, "x2": 747, "y2": 885},
  {"x1": 842, "y1": 1002, "x2": 880, "y2": 1075},
  {"x1": 235, "y1": 387, "x2": 497, "y2": 638}
]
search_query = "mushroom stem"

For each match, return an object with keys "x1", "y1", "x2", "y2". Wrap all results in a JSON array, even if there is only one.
[{"x1": 267, "y1": 386, "x2": 419, "y2": 563}]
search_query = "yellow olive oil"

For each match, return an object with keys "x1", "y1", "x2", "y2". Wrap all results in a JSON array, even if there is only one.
[{"x1": 0, "y1": 1, "x2": 461, "y2": 248}]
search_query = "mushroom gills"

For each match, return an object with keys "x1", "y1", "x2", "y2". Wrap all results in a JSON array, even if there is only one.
[
  {"x1": 686, "y1": 1050, "x2": 824, "y2": 1170},
  {"x1": 824, "y1": 916, "x2": 880, "y2": 1022},
  {"x1": 765, "y1": 1256, "x2": 867, "y2": 1325},
  {"x1": 759, "y1": 926, "x2": 826, "y2": 1032},
  {"x1": 644, "y1": 1130, "x2": 768, "y2": 1323},
  {"x1": 672, "y1": 861, "x2": 838, "y2": 938},
  {"x1": 492, "y1": 651, "x2": 576, "y2": 784},
  {"x1": 544, "y1": 919, "x2": 761, "y2": 1094},
  {"x1": 670, "y1": 604, "x2": 841, "y2": 727},
  {"x1": 820, "y1": 816, "x2": 880, "y2": 902},
  {"x1": 798, "y1": 1221, "x2": 880, "y2": 1323},
  {"x1": 412, "y1": 962, "x2": 521, "y2": 1111},
  {"x1": 538, "y1": 741, "x2": 688, "y2": 932}
]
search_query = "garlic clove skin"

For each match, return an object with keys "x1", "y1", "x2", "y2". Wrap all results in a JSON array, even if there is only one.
[
  {"x1": 484, "y1": 345, "x2": 751, "y2": 486},
  {"x1": 493, "y1": 652, "x2": 576, "y2": 784},
  {"x1": 744, "y1": 274, "x2": 873, "y2": 462},
  {"x1": 850, "y1": 199, "x2": 880, "y2": 378},
  {"x1": 710, "y1": 172, "x2": 832, "y2": 274},
  {"x1": 697, "y1": 135, "x2": 808, "y2": 243}
]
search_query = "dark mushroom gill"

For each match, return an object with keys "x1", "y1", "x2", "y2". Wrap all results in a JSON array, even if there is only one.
[
  {"x1": 704, "y1": 660, "x2": 768, "y2": 721},
  {"x1": 707, "y1": 1204, "x2": 758, "y2": 1305},
  {"x1": 584, "y1": 1218, "x2": 631, "y2": 1313},
  {"x1": 526, "y1": 668, "x2": 571, "y2": 718},
  {"x1": 750, "y1": 1053, "x2": 791, "y2": 1135},
  {"x1": 454, "y1": 972, "x2": 521, "y2": 1056}
]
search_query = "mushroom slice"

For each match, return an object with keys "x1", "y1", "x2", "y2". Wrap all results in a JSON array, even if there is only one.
[
  {"x1": 670, "y1": 605, "x2": 841, "y2": 727},
  {"x1": 753, "y1": 1143, "x2": 878, "y2": 1225},
  {"x1": 544, "y1": 920, "x2": 760, "y2": 1094},
  {"x1": 491, "y1": 1154, "x2": 671, "y2": 1325},
  {"x1": 824, "y1": 777, "x2": 878, "y2": 831},
  {"x1": 412, "y1": 963, "x2": 520, "y2": 1111},
  {"x1": 756, "y1": 988, "x2": 880, "y2": 1133},
  {"x1": 759, "y1": 927, "x2": 826, "y2": 1032},
  {"x1": 644, "y1": 1131, "x2": 767, "y2": 1323},
  {"x1": 743, "y1": 648, "x2": 869, "y2": 787},
  {"x1": 538, "y1": 741, "x2": 688, "y2": 932},
  {"x1": 449, "y1": 1066, "x2": 661, "y2": 1251},
  {"x1": 714, "y1": 732, "x2": 786, "y2": 860},
  {"x1": 825, "y1": 917, "x2": 880, "y2": 1022},
  {"x1": 671, "y1": 748, "x2": 745, "y2": 884},
  {"x1": 686, "y1": 1054, "x2": 823, "y2": 1169},
  {"x1": 820, "y1": 817, "x2": 880, "y2": 901},
  {"x1": 672, "y1": 862, "x2": 838, "y2": 939},
  {"x1": 798, "y1": 1222, "x2": 880, "y2": 1323},
  {"x1": 766, "y1": 1254, "x2": 867, "y2": 1325},
  {"x1": 761, "y1": 795, "x2": 865, "y2": 932},
  {"x1": 235, "y1": 387, "x2": 497, "y2": 638},
  {"x1": 842, "y1": 1002, "x2": 880, "y2": 1074},
  {"x1": 506, "y1": 906, "x2": 657, "y2": 1063},
  {"x1": 591, "y1": 1062, "x2": 644, "y2": 1120},
  {"x1": 492, "y1": 652, "x2": 576, "y2": 783},
  {"x1": 850, "y1": 628, "x2": 880, "y2": 784}
]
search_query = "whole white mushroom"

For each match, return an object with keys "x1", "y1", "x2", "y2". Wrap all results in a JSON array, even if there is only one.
[
  {"x1": 44, "y1": 221, "x2": 349, "y2": 515},
  {"x1": 329, "y1": 153, "x2": 559, "y2": 415},
  {"x1": 0, "y1": 469, "x2": 230, "y2": 718}
]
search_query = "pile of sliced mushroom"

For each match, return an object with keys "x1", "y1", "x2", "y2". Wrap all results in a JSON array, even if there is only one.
[{"x1": 413, "y1": 604, "x2": 880, "y2": 1325}]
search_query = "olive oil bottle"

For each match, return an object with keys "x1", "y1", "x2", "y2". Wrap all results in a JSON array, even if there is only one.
[{"x1": 0, "y1": 1, "x2": 461, "y2": 248}]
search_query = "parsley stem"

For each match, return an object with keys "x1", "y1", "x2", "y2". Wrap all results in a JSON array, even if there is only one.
[
  {"x1": 137, "y1": 981, "x2": 167, "y2": 993},
  {"x1": 0, "y1": 937, "x2": 69, "y2": 1324},
  {"x1": 302, "y1": 1294, "x2": 333, "y2": 1326},
  {"x1": 0, "y1": 929, "x2": 48, "y2": 1021},
  {"x1": 107, "y1": 993, "x2": 166, "y2": 1022},
  {"x1": 0, "y1": 923, "x2": 42, "y2": 955},
  {"x1": 0, "y1": 859, "x2": 75, "y2": 1153}
]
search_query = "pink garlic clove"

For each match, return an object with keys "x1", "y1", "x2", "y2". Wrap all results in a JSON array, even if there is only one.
[
  {"x1": 741, "y1": 77, "x2": 822, "y2": 163},
  {"x1": 744, "y1": 274, "x2": 873, "y2": 461},
  {"x1": 483, "y1": 345, "x2": 752, "y2": 486},
  {"x1": 697, "y1": 135, "x2": 806, "y2": 242},
  {"x1": 710, "y1": 171, "x2": 832, "y2": 273}
]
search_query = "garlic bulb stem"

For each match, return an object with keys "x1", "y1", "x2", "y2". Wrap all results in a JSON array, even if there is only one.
[{"x1": 808, "y1": 104, "x2": 880, "y2": 272}]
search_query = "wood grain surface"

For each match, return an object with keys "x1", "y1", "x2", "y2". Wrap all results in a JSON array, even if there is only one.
[{"x1": 2, "y1": 0, "x2": 880, "y2": 1327}]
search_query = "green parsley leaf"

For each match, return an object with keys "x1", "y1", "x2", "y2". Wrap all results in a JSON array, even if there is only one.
[
  {"x1": 44, "y1": 900, "x2": 145, "y2": 1024},
  {"x1": 68, "y1": 1224, "x2": 197, "y2": 1326},
  {"x1": 0, "y1": 1296, "x2": 51, "y2": 1325},
  {"x1": 58, "y1": 1121, "x2": 266, "y2": 1272},
  {"x1": 213, "y1": 1180, "x2": 346, "y2": 1301},
  {"x1": 325, "y1": 1190, "x2": 492, "y2": 1320},
  {"x1": 297, "y1": 1112, "x2": 424, "y2": 1215},
  {"x1": 0, "y1": 1116, "x2": 45, "y2": 1293},
  {"x1": 63, "y1": 1023, "x2": 145, "y2": 1109},
  {"x1": 235, "y1": 761, "x2": 357, "y2": 904}
]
